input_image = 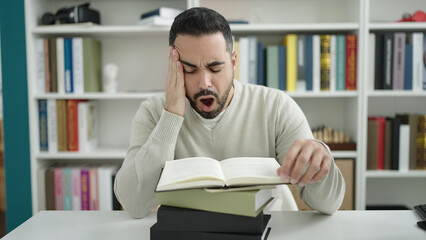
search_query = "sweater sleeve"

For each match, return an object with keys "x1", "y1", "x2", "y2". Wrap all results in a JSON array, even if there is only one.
[
  {"x1": 114, "y1": 99, "x2": 184, "y2": 218},
  {"x1": 274, "y1": 93, "x2": 345, "y2": 214}
]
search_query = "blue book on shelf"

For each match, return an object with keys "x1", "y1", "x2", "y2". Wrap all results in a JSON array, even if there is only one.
[
  {"x1": 38, "y1": 100, "x2": 48, "y2": 152},
  {"x1": 404, "y1": 43, "x2": 413, "y2": 90},
  {"x1": 64, "y1": 38, "x2": 74, "y2": 93},
  {"x1": 305, "y1": 35, "x2": 313, "y2": 91},
  {"x1": 256, "y1": 42, "x2": 265, "y2": 86},
  {"x1": 278, "y1": 45, "x2": 287, "y2": 91}
]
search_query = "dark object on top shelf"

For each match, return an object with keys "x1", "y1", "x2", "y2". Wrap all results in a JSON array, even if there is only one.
[{"x1": 41, "y1": 3, "x2": 100, "y2": 25}]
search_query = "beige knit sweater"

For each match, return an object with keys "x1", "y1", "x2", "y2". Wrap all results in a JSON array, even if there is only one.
[{"x1": 114, "y1": 80, "x2": 345, "y2": 218}]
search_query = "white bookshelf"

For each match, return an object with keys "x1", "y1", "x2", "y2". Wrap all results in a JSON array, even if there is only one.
[
  {"x1": 24, "y1": 0, "x2": 426, "y2": 214},
  {"x1": 361, "y1": 0, "x2": 426, "y2": 210}
]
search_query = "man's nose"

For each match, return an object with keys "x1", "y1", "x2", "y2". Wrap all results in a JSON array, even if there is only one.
[{"x1": 199, "y1": 69, "x2": 212, "y2": 89}]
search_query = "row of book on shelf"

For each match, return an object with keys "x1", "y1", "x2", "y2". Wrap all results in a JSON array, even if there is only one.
[
  {"x1": 38, "y1": 99, "x2": 98, "y2": 152},
  {"x1": 235, "y1": 34, "x2": 357, "y2": 92},
  {"x1": 36, "y1": 37, "x2": 102, "y2": 94},
  {"x1": 43, "y1": 164, "x2": 121, "y2": 211},
  {"x1": 151, "y1": 156, "x2": 282, "y2": 239},
  {"x1": 370, "y1": 32, "x2": 426, "y2": 91},
  {"x1": 367, "y1": 114, "x2": 426, "y2": 171}
]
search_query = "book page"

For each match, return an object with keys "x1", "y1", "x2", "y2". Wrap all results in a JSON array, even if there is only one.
[
  {"x1": 220, "y1": 157, "x2": 288, "y2": 186},
  {"x1": 156, "y1": 157, "x2": 226, "y2": 191}
]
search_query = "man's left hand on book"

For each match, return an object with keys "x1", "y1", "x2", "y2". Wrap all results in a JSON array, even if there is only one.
[{"x1": 277, "y1": 139, "x2": 331, "y2": 187}]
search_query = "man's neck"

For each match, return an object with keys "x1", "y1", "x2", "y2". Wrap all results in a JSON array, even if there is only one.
[{"x1": 223, "y1": 83, "x2": 235, "y2": 111}]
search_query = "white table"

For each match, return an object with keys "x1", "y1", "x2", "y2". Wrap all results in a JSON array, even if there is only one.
[{"x1": 2, "y1": 210, "x2": 425, "y2": 240}]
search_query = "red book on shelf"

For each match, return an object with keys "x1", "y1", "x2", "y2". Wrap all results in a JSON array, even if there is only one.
[
  {"x1": 345, "y1": 34, "x2": 357, "y2": 90},
  {"x1": 368, "y1": 117, "x2": 385, "y2": 170}
]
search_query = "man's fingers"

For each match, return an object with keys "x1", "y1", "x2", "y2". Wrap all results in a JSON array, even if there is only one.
[
  {"x1": 279, "y1": 140, "x2": 303, "y2": 181},
  {"x1": 289, "y1": 143, "x2": 315, "y2": 184},
  {"x1": 176, "y1": 61, "x2": 184, "y2": 89},
  {"x1": 297, "y1": 151, "x2": 323, "y2": 186},
  {"x1": 311, "y1": 155, "x2": 331, "y2": 183},
  {"x1": 167, "y1": 47, "x2": 175, "y2": 87}
]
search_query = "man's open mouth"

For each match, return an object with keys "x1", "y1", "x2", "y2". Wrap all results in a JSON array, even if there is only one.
[
  {"x1": 200, "y1": 98, "x2": 214, "y2": 107},
  {"x1": 199, "y1": 97, "x2": 215, "y2": 111}
]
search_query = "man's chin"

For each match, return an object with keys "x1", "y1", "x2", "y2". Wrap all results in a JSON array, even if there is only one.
[{"x1": 195, "y1": 106, "x2": 219, "y2": 119}]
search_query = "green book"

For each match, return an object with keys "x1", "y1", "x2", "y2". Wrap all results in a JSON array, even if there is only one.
[
  {"x1": 82, "y1": 38, "x2": 102, "y2": 92},
  {"x1": 336, "y1": 34, "x2": 346, "y2": 91},
  {"x1": 266, "y1": 45, "x2": 279, "y2": 89},
  {"x1": 157, "y1": 188, "x2": 273, "y2": 217}
]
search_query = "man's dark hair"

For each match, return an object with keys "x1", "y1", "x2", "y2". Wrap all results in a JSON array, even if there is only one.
[{"x1": 169, "y1": 7, "x2": 233, "y2": 55}]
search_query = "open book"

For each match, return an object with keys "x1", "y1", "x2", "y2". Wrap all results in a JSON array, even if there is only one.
[{"x1": 155, "y1": 157, "x2": 288, "y2": 192}]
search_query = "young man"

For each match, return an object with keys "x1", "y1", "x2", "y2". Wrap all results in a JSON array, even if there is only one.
[{"x1": 114, "y1": 7, "x2": 345, "y2": 218}]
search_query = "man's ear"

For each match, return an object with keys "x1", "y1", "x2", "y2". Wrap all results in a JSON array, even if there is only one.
[{"x1": 231, "y1": 50, "x2": 237, "y2": 71}]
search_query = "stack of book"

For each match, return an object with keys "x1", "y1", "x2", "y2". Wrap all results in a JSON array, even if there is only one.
[
  {"x1": 235, "y1": 34, "x2": 357, "y2": 92},
  {"x1": 150, "y1": 156, "x2": 288, "y2": 240},
  {"x1": 44, "y1": 164, "x2": 120, "y2": 210},
  {"x1": 36, "y1": 37, "x2": 102, "y2": 94},
  {"x1": 151, "y1": 205, "x2": 271, "y2": 240},
  {"x1": 370, "y1": 32, "x2": 426, "y2": 91},
  {"x1": 38, "y1": 99, "x2": 98, "y2": 152},
  {"x1": 367, "y1": 114, "x2": 426, "y2": 171},
  {"x1": 138, "y1": 7, "x2": 183, "y2": 26}
]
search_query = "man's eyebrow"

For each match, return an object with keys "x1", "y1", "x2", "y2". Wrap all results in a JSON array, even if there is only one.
[
  {"x1": 180, "y1": 60, "x2": 225, "y2": 68},
  {"x1": 180, "y1": 60, "x2": 197, "y2": 68},
  {"x1": 206, "y1": 61, "x2": 225, "y2": 67}
]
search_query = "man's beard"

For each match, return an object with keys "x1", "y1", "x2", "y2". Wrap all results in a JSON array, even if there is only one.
[{"x1": 187, "y1": 80, "x2": 233, "y2": 119}]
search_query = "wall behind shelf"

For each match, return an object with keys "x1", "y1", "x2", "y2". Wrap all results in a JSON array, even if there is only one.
[{"x1": 0, "y1": 0, "x2": 32, "y2": 233}]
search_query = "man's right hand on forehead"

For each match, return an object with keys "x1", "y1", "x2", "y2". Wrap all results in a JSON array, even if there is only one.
[{"x1": 165, "y1": 46, "x2": 186, "y2": 117}]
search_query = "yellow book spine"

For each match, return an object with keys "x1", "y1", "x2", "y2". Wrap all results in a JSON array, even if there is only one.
[
  {"x1": 320, "y1": 35, "x2": 331, "y2": 91},
  {"x1": 284, "y1": 34, "x2": 297, "y2": 92}
]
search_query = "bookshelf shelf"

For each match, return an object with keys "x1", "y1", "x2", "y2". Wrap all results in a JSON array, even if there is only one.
[
  {"x1": 33, "y1": 25, "x2": 170, "y2": 37},
  {"x1": 367, "y1": 91, "x2": 426, "y2": 97},
  {"x1": 33, "y1": 92, "x2": 164, "y2": 100},
  {"x1": 32, "y1": 23, "x2": 360, "y2": 37},
  {"x1": 366, "y1": 170, "x2": 426, "y2": 178},
  {"x1": 230, "y1": 23, "x2": 359, "y2": 33},
  {"x1": 331, "y1": 151, "x2": 358, "y2": 158},
  {"x1": 288, "y1": 91, "x2": 358, "y2": 98},
  {"x1": 36, "y1": 148, "x2": 126, "y2": 160},
  {"x1": 369, "y1": 22, "x2": 426, "y2": 31}
]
